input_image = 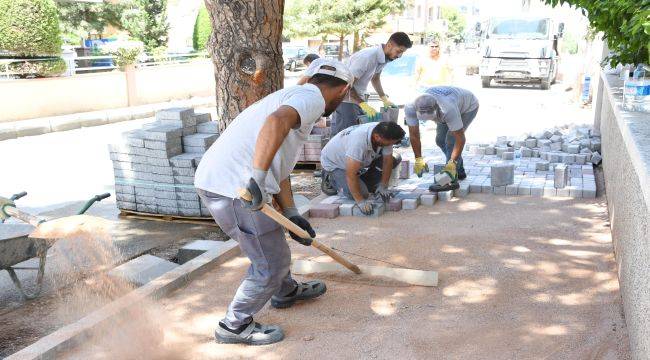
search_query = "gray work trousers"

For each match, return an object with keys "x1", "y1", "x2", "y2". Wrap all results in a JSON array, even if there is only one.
[
  {"x1": 330, "y1": 102, "x2": 364, "y2": 137},
  {"x1": 196, "y1": 188, "x2": 296, "y2": 328}
]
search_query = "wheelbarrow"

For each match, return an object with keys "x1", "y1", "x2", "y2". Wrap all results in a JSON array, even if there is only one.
[{"x1": 0, "y1": 191, "x2": 111, "y2": 299}]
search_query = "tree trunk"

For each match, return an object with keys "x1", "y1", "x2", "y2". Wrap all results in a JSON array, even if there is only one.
[
  {"x1": 338, "y1": 34, "x2": 345, "y2": 61},
  {"x1": 205, "y1": 0, "x2": 285, "y2": 131},
  {"x1": 353, "y1": 30, "x2": 360, "y2": 52}
]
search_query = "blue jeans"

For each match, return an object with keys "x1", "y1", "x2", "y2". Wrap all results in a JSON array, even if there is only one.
[{"x1": 435, "y1": 106, "x2": 479, "y2": 176}]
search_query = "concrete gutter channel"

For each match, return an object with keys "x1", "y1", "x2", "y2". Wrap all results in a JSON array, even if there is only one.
[
  {"x1": 5, "y1": 198, "x2": 319, "y2": 359},
  {"x1": 0, "y1": 96, "x2": 216, "y2": 141}
]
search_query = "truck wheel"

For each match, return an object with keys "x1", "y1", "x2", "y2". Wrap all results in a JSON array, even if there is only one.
[
  {"x1": 541, "y1": 78, "x2": 551, "y2": 90},
  {"x1": 481, "y1": 76, "x2": 491, "y2": 88}
]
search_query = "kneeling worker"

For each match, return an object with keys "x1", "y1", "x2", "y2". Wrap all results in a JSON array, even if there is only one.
[
  {"x1": 195, "y1": 60, "x2": 352, "y2": 345},
  {"x1": 320, "y1": 122, "x2": 405, "y2": 215},
  {"x1": 404, "y1": 86, "x2": 479, "y2": 191}
]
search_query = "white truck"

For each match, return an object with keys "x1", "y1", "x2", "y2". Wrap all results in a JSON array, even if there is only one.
[{"x1": 479, "y1": 17, "x2": 564, "y2": 90}]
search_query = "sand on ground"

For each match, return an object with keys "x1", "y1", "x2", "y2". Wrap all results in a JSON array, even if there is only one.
[{"x1": 64, "y1": 194, "x2": 630, "y2": 360}]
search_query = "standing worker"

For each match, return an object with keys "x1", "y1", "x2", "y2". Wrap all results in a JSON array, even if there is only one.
[
  {"x1": 320, "y1": 122, "x2": 405, "y2": 215},
  {"x1": 414, "y1": 40, "x2": 453, "y2": 90},
  {"x1": 194, "y1": 60, "x2": 353, "y2": 345},
  {"x1": 404, "y1": 86, "x2": 479, "y2": 190},
  {"x1": 298, "y1": 32, "x2": 413, "y2": 135}
]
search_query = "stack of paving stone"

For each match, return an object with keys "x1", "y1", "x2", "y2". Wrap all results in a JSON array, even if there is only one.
[
  {"x1": 109, "y1": 108, "x2": 219, "y2": 217},
  {"x1": 297, "y1": 133, "x2": 328, "y2": 162},
  {"x1": 457, "y1": 124, "x2": 600, "y2": 198}
]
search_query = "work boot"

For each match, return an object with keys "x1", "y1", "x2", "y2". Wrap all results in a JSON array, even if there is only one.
[
  {"x1": 320, "y1": 172, "x2": 337, "y2": 196},
  {"x1": 271, "y1": 280, "x2": 327, "y2": 309},
  {"x1": 214, "y1": 319, "x2": 284, "y2": 345}
]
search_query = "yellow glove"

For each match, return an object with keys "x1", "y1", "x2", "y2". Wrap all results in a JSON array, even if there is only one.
[
  {"x1": 414, "y1": 157, "x2": 429, "y2": 178},
  {"x1": 442, "y1": 160, "x2": 457, "y2": 180},
  {"x1": 380, "y1": 95, "x2": 396, "y2": 108},
  {"x1": 359, "y1": 102, "x2": 378, "y2": 120}
]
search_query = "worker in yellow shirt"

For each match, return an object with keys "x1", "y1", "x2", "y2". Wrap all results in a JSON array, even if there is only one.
[{"x1": 414, "y1": 41, "x2": 452, "y2": 89}]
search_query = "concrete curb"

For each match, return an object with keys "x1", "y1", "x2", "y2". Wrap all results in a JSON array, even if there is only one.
[
  {"x1": 0, "y1": 96, "x2": 216, "y2": 142},
  {"x1": 6, "y1": 239, "x2": 240, "y2": 360}
]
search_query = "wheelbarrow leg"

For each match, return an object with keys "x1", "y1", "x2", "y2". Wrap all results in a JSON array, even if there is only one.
[{"x1": 6, "y1": 247, "x2": 47, "y2": 300}]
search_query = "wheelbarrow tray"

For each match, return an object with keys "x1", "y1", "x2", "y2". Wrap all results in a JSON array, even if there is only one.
[{"x1": 0, "y1": 224, "x2": 46, "y2": 268}]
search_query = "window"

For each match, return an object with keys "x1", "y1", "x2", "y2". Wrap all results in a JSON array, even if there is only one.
[{"x1": 417, "y1": 5, "x2": 421, "y2": 18}]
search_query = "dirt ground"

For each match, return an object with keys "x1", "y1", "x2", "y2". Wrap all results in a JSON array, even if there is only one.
[{"x1": 63, "y1": 193, "x2": 630, "y2": 360}]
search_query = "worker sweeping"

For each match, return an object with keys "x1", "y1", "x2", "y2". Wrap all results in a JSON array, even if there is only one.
[
  {"x1": 320, "y1": 122, "x2": 405, "y2": 215},
  {"x1": 194, "y1": 60, "x2": 352, "y2": 345},
  {"x1": 298, "y1": 32, "x2": 412, "y2": 136},
  {"x1": 404, "y1": 86, "x2": 479, "y2": 191}
]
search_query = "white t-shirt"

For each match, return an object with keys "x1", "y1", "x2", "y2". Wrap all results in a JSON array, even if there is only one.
[
  {"x1": 320, "y1": 122, "x2": 393, "y2": 172},
  {"x1": 404, "y1": 86, "x2": 479, "y2": 131},
  {"x1": 344, "y1": 45, "x2": 386, "y2": 102},
  {"x1": 194, "y1": 84, "x2": 326, "y2": 198}
]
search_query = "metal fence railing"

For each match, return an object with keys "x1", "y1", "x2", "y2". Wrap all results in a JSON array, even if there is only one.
[{"x1": 0, "y1": 51, "x2": 210, "y2": 80}]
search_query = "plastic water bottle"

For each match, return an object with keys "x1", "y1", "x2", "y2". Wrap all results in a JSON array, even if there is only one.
[{"x1": 624, "y1": 64, "x2": 650, "y2": 112}]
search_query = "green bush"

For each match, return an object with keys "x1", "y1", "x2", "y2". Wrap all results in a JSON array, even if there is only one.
[
  {"x1": 0, "y1": 0, "x2": 62, "y2": 57},
  {"x1": 561, "y1": 32, "x2": 579, "y2": 55},
  {"x1": 193, "y1": 5, "x2": 211, "y2": 51},
  {"x1": 8, "y1": 57, "x2": 66, "y2": 78},
  {"x1": 112, "y1": 47, "x2": 141, "y2": 70}
]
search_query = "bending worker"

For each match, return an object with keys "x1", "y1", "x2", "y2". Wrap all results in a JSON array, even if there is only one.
[
  {"x1": 298, "y1": 32, "x2": 412, "y2": 135},
  {"x1": 320, "y1": 122, "x2": 405, "y2": 215},
  {"x1": 404, "y1": 86, "x2": 479, "y2": 189},
  {"x1": 194, "y1": 60, "x2": 352, "y2": 345}
]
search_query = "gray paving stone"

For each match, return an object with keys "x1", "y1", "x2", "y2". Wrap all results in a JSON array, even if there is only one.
[
  {"x1": 438, "y1": 190, "x2": 453, "y2": 201},
  {"x1": 182, "y1": 126, "x2": 197, "y2": 136},
  {"x1": 196, "y1": 121, "x2": 219, "y2": 134},
  {"x1": 492, "y1": 186, "x2": 506, "y2": 195},
  {"x1": 178, "y1": 208, "x2": 202, "y2": 217},
  {"x1": 517, "y1": 184, "x2": 532, "y2": 195},
  {"x1": 116, "y1": 200, "x2": 137, "y2": 211},
  {"x1": 115, "y1": 184, "x2": 135, "y2": 194},
  {"x1": 108, "y1": 254, "x2": 178, "y2": 287},
  {"x1": 506, "y1": 184, "x2": 519, "y2": 195},
  {"x1": 525, "y1": 139, "x2": 537, "y2": 148},
  {"x1": 339, "y1": 203, "x2": 355, "y2": 216},
  {"x1": 178, "y1": 200, "x2": 201, "y2": 209},
  {"x1": 402, "y1": 198, "x2": 419, "y2": 210},
  {"x1": 183, "y1": 145, "x2": 207, "y2": 154},
  {"x1": 144, "y1": 138, "x2": 182, "y2": 150},
  {"x1": 420, "y1": 194, "x2": 437, "y2": 206},
  {"x1": 116, "y1": 193, "x2": 136, "y2": 202},
  {"x1": 193, "y1": 113, "x2": 212, "y2": 124},
  {"x1": 158, "y1": 206, "x2": 180, "y2": 215},
  {"x1": 177, "y1": 240, "x2": 229, "y2": 264},
  {"x1": 501, "y1": 151, "x2": 514, "y2": 160},
  {"x1": 591, "y1": 151, "x2": 602, "y2": 165},
  {"x1": 567, "y1": 144, "x2": 580, "y2": 154},
  {"x1": 141, "y1": 125, "x2": 183, "y2": 141},
  {"x1": 136, "y1": 203, "x2": 157, "y2": 213},
  {"x1": 491, "y1": 164, "x2": 514, "y2": 186},
  {"x1": 455, "y1": 182, "x2": 470, "y2": 197},
  {"x1": 554, "y1": 164, "x2": 568, "y2": 189},
  {"x1": 536, "y1": 161, "x2": 549, "y2": 171},
  {"x1": 172, "y1": 167, "x2": 195, "y2": 176},
  {"x1": 582, "y1": 187, "x2": 596, "y2": 198},
  {"x1": 174, "y1": 175, "x2": 195, "y2": 185},
  {"x1": 156, "y1": 107, "x2": 195, "y2": 126},
  {"x1": 169, "y1": 153, "x2": 196, "y2": 167},
  {"x1": 182, "y1": 133, "x2": 219, "y2": 147}
]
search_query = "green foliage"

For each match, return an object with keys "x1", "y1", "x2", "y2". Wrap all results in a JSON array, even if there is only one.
[
  {"x1": 283, "y1": 0, "x2": 405, "y2": 44},
  {"x1": 544, "y1": 0, "x2": 650, "y2": 65},
  {"x1": 8, "y1": 57, "x2": 66, "y2": 77},
  {"x1": 0, "y1": 0, "x2": 62, "y2": 57},
  {"x1": 560, "y1": 31, "x2": 579, "y2": 55},
  {"x1": 122, "y1": 0, "x2": 169, "y2": 52},
  {"x1": 440, "y1": 6, "x2": 466, "y2": 44},
  {"x1": 56, "y1": 1, "x2": 126, "y2": 39},
  {"x1": 112, "y1": 47, "x2": 141, "y2": 69},
  {"x1": 193, "y1": 5, "x2": 211, "y2": 51}
]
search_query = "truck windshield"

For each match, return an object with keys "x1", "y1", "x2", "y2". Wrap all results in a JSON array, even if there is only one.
[{"x1": 489, "y1": 18, "x2": 549, "y2": 39}]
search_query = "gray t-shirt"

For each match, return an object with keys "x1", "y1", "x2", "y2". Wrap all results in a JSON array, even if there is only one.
[
  {"x1": 404, "y1": 86, "x2": 479, "y2": 131},
  {"x1": 320, "y1": 122, "x2": 393, "y2": 172}
]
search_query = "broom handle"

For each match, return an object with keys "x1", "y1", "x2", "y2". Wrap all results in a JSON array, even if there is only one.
[
  {"x1": 4, "y1": 206, "x2": 44, "y2": 227},
  {"x1": 238, "y1": 189, "x2": 361, "y2": 274}
]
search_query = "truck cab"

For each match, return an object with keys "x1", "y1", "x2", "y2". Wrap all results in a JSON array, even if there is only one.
[{"x1": 479, "y1": 17, "x2": 564, "y2": 90}]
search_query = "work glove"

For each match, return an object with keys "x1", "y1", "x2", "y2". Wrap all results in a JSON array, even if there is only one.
[
  {"x1": 283, "y1": 207, "x2": 315, "y2": 246},
  {"x1": 414, "y1": 157, "x2": 429, "y2": 178},
  {"x1": 241, "y1": 169, "x2": 268, "y2": 211},
  {"x1": 359, "y1": 102, "x2": 378, "y2": 121},
  {"x1": 442, "y1": 159, "x2": 458, "y2": 181},
  {"x1": 380, "y1": 95, "x2": 396, "y2": 108},
  {"x1": 355, "y1": 199, "x2": 374, "y2": 216},
  {"x1": 374, "y1": 183, "x2": 392, "y2": 203}
]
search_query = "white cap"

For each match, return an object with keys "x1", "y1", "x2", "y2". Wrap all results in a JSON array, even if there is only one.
[
  {"x1": 311, "y1": 59, "x2": 354, "y2": 84},
  {"x1": 414, "y1": 93, "x2": 440, "y2": 121}
]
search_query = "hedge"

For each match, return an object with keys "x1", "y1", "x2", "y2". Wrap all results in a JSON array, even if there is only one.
[
  {"x1": 193, "y1": 5, "x2": 211, "y2": 51},
  {"x1": 0, "y1": 0, "x2": 62, "y2": 57},
  {"x1": 7, "y1": 57, "x2": 67, "y2": 78}
]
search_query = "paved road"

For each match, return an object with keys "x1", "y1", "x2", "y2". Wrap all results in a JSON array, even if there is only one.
[{"x1": 0, "y1": 70, "x2": 592, "y2": 307}]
